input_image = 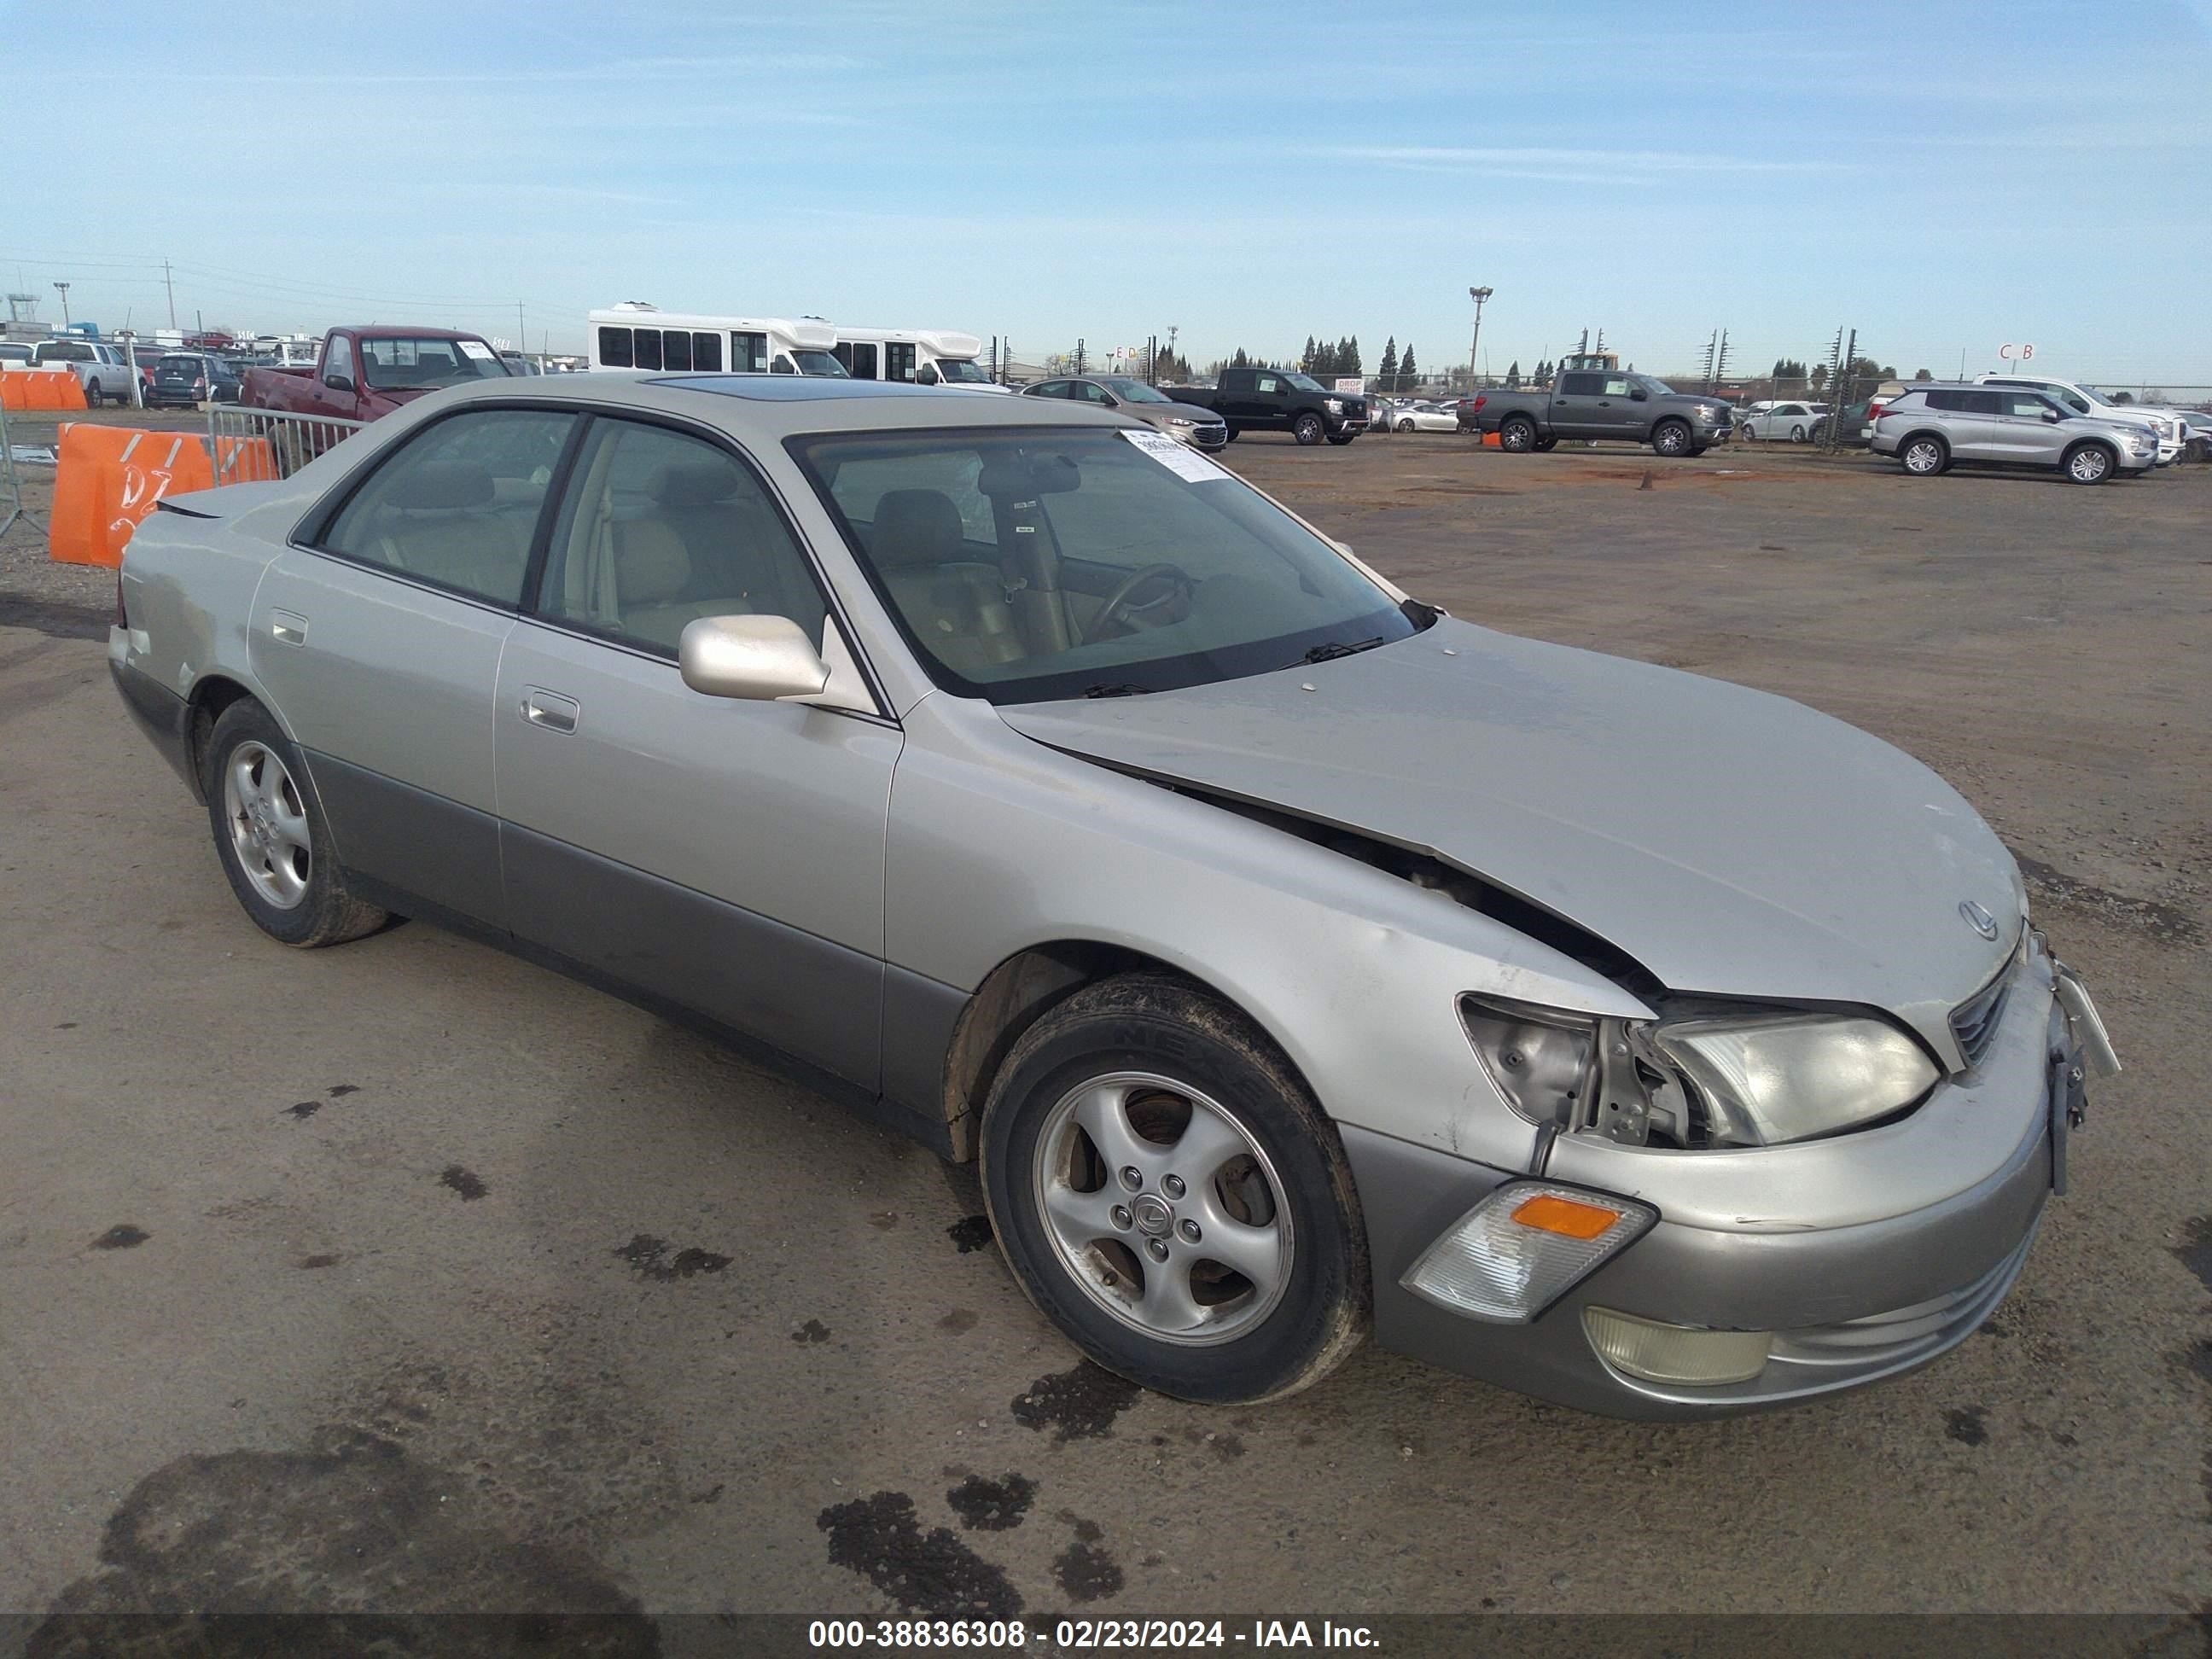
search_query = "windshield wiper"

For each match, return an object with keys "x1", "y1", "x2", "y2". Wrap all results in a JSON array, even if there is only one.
[
  {"x1": 1296, "y1": 636, "x2": 1385, "y2": 665},
  {"x1": 1082, "y1": 683, "x2": 1154, "y2": 699}
]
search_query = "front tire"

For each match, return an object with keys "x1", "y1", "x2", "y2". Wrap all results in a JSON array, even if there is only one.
[
  {"x1": 2064, "y1": 443, "x2": 2113, "y2": 485},
  {"x1": 1292, "y1": 412, "x2": 1324, "y2": 446},
  {"x1": 1499, "y1": 416, "x2": 1538, "y2": 452},
  {"x1": 1651, "y1": 419, "x2": 1692, "y2": 457},
  {"x1": 1325, "y1": 431, "x2": 1355, "y2": 446},
  {"x1": 1789, "y1": 423, "x2": 1807, "y2": 443},
  {"x1": 979, "y1": 975, "x2": 1369, "y2": 1405},
  {"x1": 203, "y1": 700, "x2": 389, "y2": 948}
]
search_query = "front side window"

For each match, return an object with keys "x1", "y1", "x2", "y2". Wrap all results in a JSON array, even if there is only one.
[
  {"x1": 323, "y1": 336, "x2": 353, "y2": 380},
  {"x1": 537, "y1": 419, "x2": 825, "y2": 656},
  {"x1": 1255, "y1": 375, "x2": 1284, "y2": 394},
  {"x1": 1602, "y1": 378, "x2": 1633, "y2": 397},
  {"x1": 318, "y1": 409, "x2": 576, "y2": 606},
  {"x1": 2000, "y1": 393, "x2": 2056, "y2": 419},
  {"x1": 791, "y1": 428, "x2": 1422, "y2": 703},
  {"x1": 358, "y1": 335, "x2": 509, "y2": 390}
]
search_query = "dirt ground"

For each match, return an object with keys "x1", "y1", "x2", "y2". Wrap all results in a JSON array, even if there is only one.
[{"x1": 1, "y1": 427, "x2": 2207, "y2": 1646}]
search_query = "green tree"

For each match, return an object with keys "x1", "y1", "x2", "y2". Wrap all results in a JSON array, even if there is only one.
[
  {"x1": 1231, "y1": 347, "x2": 1250, "y2": 369},
  {"x1": 1505, "y1": 359, "x2": 1521, "y2": 388},
  {"x1": 1913, "y1": 368, "x2": 1932, "y2": 381},
  {"x1": 1396, "y1": 342, "x2": 1418, "y2": 390},
  {"x1": 1301, "y1": 335, "x2": 1318, "y2": 373},
  {"x1": 1342, "y1": 335, "x2": 1361, "y2": 377},
  {"x1": 1378, "y1": 337, "x2": 1399, "y2": 387}
]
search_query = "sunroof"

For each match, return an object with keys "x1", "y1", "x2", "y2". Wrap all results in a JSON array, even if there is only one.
[{"x1": 651, "y1": 375, "x2": 956, "y2": 401}]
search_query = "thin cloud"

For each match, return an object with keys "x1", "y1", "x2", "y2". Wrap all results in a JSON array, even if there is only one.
[{"x1": 1318, "y1": 146, "x2": 1854, "y2": 179}]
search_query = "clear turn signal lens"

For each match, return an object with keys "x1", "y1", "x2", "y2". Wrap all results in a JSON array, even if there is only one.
[
  {"x1": 1584, "y1": 1307, "x2": 1773, "y2": 1386},
  {"x1": 1400, "y1": 1182, "x2": 1656, "y2": 1324}
]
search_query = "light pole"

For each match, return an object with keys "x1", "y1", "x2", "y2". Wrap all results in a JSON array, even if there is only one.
[
  {"x1": 1467, "y1": 286, "x2": 1492, "y2": 388},
  {"x1": 53, "y1": 281, "x2": 72, "y2": 329}
]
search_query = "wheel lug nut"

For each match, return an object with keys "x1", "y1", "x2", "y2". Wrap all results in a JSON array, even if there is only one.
[
  {"x1": 1145, "y1": 1237, "x2": 1170, "y2": 1263},
  {"x1": 1119, "y1": 1166, "x2": 1143, "y2": 1191},
  {"x1": 1110, "y1": 1204, "x2": 1132, "y2": 1231},
  {"x1": 1162, "y1": 1174, "x2": 1185, "y2": 1198},
  {"x1": 1179, "y1": 1220, "x2": 1201, "y2": 1244}
]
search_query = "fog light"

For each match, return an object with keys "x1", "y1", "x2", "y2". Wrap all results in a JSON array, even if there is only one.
[
  {"x1": 1400, "y1": 1182, "x2": 1656, "y2": 1324},
  {"x1": 1584, "y1": 1307, "x2": 1772, "y2": 1385}
]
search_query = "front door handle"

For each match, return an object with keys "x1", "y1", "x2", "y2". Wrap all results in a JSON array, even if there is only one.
[
  {"x1": 270, "y1": 609, "x2": 308, "y2": 645},
  {"x1": 521, "y1": 688, "x2": 579, "y2": 733}
]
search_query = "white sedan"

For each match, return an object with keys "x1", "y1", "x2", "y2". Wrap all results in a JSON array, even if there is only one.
[
  {"x1": 1736, "y1": 401, "x2": 1827, "y2": 443},
  {"x1": 1388, "y1": 401, "x2": 1461, "y2": 434}
]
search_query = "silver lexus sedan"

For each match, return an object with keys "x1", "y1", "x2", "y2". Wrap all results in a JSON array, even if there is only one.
[{"x1": 110, "y1": 374, "x2": 2117, "y2": 1418}]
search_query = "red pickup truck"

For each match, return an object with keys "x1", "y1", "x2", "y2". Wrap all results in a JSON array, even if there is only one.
[{"x1": 239, "y1": 325, "x2": 511, "y2": 424}]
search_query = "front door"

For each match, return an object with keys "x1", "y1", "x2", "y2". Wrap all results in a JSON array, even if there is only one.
[
  {"x1": 493, "y1": 413, "x2": 898, "y2": 1092},
  {"x1": 249, "y1": 405, "x2": 578, "y2": 928},
  {"x1": 1985, "y1": 389, "x2": 2065, "y2": 463}
]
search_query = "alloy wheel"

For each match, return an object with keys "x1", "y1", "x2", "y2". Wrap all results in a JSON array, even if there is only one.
[
  {"x1": 1031, "y1": 1071, "x2": 1294, "y2": 1347},
  {"x1": 223, "y1": 742, "x2": 312, "y2": 909}
]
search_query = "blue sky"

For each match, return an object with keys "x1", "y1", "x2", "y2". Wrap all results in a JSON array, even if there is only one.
[{"x1": 5, "y1": 1, "x2": 2209, "y2": 384}]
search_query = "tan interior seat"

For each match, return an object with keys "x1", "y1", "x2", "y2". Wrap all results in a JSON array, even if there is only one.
[
  {"x1": 870, "y1": 489, "x2": 1023, "y2": 675},
  {"x1": 368, "y1": 460, "x2": 533, "y2": 602},
  {"x1": 613, "y1": 520, "x2": 748, "y2": 651}
]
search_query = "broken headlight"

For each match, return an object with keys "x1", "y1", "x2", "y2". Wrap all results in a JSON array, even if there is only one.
[{"x1": 1460, "y1": 996, "x2": 1938, "y2": 1149}]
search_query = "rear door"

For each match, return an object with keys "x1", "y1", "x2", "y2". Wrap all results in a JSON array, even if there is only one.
[
  {"x1": 249, "y1": 405, "x2": 579, "y2": 928},
  {"x1": 1549, "y1": 372, "x2": 1610, "y2": 436},
  {"x1": 492, "y1": 412, "x2": 897, "y2": 1093},
  {"x1": 1930, "y1": 389, "x2": 2003, "y2": 459}
]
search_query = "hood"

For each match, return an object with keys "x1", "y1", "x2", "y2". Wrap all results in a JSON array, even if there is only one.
[
  {"x1": 996, "y1": 618, "x2": 2022, "y2": 1039},
  {"x1": 1142, "y1": 401, "x2": 1225, "y2": 425}
]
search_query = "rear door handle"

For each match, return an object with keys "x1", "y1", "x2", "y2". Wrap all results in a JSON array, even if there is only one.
[
  {"x1": 521, "y1": 688, "x2": 579, "y2": 733},
  {"x1": 270, "y1": 609, "x2": 308, "y2": 645}
]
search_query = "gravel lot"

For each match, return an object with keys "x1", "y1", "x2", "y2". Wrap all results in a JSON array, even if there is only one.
[{"x1": 1, "y1": 429, "x2": 2206, "y2": 1644}]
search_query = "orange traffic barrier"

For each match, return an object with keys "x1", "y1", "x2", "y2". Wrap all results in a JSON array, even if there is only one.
[
  {"x1": 1, "y1": 370, "x2": 89, "y2": 411},
  {"x1": 49, "y1": 424, "x2": 279, "y2": 566}
]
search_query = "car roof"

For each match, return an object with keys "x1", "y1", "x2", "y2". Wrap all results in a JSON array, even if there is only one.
[{"x1": 426, "y1": 370, "x2": 1130, "y2": 435}]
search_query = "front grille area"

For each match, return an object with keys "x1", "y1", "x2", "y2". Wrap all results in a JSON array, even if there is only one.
[{"x1": 1948, "y1": 949, "x2": 2018, "y2": 1071}]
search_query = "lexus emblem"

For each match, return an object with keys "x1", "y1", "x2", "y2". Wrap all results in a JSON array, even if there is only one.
[{"x1": 1959, "y1": 899, "x2": 2000, "y2": 941}]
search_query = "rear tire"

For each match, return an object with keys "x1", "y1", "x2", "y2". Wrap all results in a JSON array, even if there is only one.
[
  {"x1": 203, "y1": 701, "x2": 389, "y2": 948},
  {"x1": 980, "y1": 974, "x2": 1369, "y2": 1405},
  {"x1": 1292, "y1": 412, "x2": 1324, "y2": 446},
  {"x1": 1900, "y1": 434, "x2": 1948, "y2": 476},
  {"x1": 1499, "y1": 416, "x2": 1538, "y2": 452},
  {"x1": 1651, "y1": 419, "x2": 1691, "y2": 457},
  {"x1": 84, "y1": 379, "x2": 103, "y2": 407},
  {"x1": 2063, "y1": 443, "x2": 2113, "y2": 485}
]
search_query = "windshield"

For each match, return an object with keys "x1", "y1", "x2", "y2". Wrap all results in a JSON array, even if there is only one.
[
  {"x1": 1103, "y1": 377, "x2": 1172, "y2": 404},
  {"x1": 790, "y1": 350, "x2": 850, "y2": 377},
  {"x1": 1631, "y1": 375, "x2": 1675, "y2": 396},
  {"x1": 789, "y1": 428, "x2": 1422, "y2": 704},
  {"x1": 1284, "y1": 371, "x2": 1329, "y2": 393},
  {"x1": 935, "y1": 358, "x2": 994, "y2": 384},
  {"x1": 358, "y1": 336, "x2": 511, "y2": 390}
]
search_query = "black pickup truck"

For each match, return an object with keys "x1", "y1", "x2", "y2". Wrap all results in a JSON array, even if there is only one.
[
  {"x1": 1161, "y1": 367, "x2": 1369, "y2": 445},
  {"x1": 1464, "y1": 370, "x2": 1734, "y2": 457}
]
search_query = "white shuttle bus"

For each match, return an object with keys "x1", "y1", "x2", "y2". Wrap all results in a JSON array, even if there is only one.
[
  {"x1": 586, "y1": 303, "x2": 847, "y2": 376},
  {"x1": 830, "y1": 326, "x2": 1007, "y2": 390}
]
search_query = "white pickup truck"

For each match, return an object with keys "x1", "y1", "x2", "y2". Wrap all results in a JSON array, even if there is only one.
[{"x1": 31, "y1": 339, "x2": 139, "y2": 406}]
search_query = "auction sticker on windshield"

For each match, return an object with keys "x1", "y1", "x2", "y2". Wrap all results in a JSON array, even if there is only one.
[
  {"x1": 458, "y1": 340, "x2": 496, "y2": 360},
  {"x1": 1121, "y1": 428, "x2": 1229, "y2": 482}
]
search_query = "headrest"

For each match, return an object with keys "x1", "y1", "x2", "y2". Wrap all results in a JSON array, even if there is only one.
[
  {"x1": 614, "y1": 520, "x2": 691, "y2": 604},
  {"x1": 387, "y1": 460, "x2": 493, "y2": 509},
  {"x1": 650, "y1": 462, "x2": 738, "y2": 508},
  {"x1": 872, "y1": 489, "x2": 968, "y2": 568}
]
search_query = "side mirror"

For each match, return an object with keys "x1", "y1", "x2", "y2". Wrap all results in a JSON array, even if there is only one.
[
  {"x1": 916, "y1": 364, "x2": 940, "y2": 386},
  {"x1": 679, "y1": 614, "x2": 830, "y2": 702},
  {"x1": 1629, "y1": 388, "x2": 1649, "y2": 402},
  {"x1": 324, "y1": 373, "x2": 354, "y2": 393},
  {"x1": 2041, "y1": 410, "x2": 2060, "y2": 423}
]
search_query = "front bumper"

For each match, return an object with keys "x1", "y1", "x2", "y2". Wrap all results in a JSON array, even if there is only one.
[{"x1": 1345, "y1": 957, "x2": 2073, "y2": 1419}]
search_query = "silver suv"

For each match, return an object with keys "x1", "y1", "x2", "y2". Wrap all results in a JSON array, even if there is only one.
[{"x1": 1871, "y1": 382, "x2": 2157, "y2": 484}]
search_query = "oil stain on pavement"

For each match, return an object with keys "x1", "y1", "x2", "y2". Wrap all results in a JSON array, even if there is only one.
[
  {"x1": 946, "y1": 1472, "x2": 1035, "y2": 1531},
  {"x1": 1011, "y1": 1364, "x2": 1143, "y2": 1442},
  {"x1": 439, "y1": 1166, "x2": 487, "y2": 1201},
  {"x1": 27, "y1": 1428, "x2": 658, "y2": 1656},
  {"x1": 946, "y1": 1215, "x2": 995, "y2": 1253},
  {"x1": 818, "y1": 1490, "x2": 1022, "y2": 1618},
  {"x1": 612, "y1": 1234, "x2": 730, "y2": 1282},
  {"x1": 90, "y1": 1225, "x2": 148, "y2": 1250}
]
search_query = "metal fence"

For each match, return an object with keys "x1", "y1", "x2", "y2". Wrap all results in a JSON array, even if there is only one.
[{"x1": 206, "y1": 404, "x2": 366, "y2": 483}]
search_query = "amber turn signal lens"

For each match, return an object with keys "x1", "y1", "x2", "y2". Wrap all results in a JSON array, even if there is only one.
[{"x1": 1509, "y1": 1193, "x2": 1621, "y2": 1241}]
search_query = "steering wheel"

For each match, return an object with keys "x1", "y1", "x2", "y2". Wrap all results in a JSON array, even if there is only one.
[{"x1": 1082, "y1": 562, "x2": 1190, "y2": 643}]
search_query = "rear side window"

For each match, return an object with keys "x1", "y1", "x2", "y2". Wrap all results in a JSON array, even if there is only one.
[
  {"x1": 317, "y1": 410, "x2": 577, "y2": 607},
  {"x1": 598, "y1": 327, "x2": 634, "y2": 368},
  {"x1": 1559, "y1": 373, "x2": 1603, "y2": 395}
]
